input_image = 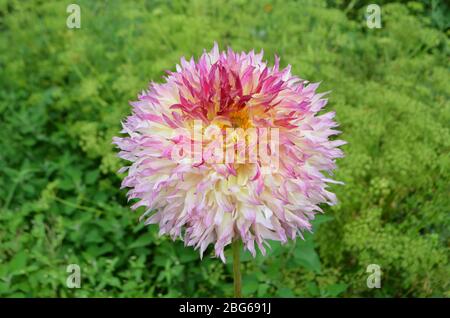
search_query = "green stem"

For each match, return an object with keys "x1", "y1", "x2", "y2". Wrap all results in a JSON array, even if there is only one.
[{"x1": 232, "y1": 239, "x2": 242, "y2": 298}]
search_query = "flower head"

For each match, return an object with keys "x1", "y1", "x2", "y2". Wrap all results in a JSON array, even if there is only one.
[{"x1": 114, "y1": 43, "x2": 345, "y2": 262}]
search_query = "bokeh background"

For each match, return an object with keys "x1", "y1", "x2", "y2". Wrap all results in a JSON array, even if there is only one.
[{"x1": 0, "y1": 0, "x2": 449, "y2": 297}]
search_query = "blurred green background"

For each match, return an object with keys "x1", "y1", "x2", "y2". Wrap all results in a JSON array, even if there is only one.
[{"x1": 0, "y1": 0, "x2": 449, "y2": 297}]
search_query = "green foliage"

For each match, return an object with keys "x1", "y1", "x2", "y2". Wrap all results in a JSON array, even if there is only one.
[{"x1": 0, "y1": 0, "x2": 448, "y2": 297}]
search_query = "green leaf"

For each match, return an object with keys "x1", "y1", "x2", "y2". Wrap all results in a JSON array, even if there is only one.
[
  {"x1": 85, "y1": 169, "x2": 100, "y2": 185},
  {"x1": 277, "y1": 287, "x2": 294, "y2": 297},
  {"x1": 294, "y1": 244, "x2": 321, "y2": 273},
  {"x1": 177, "y1": 249, "x2": 198, "y2": 263},
  {"x1": 9, "y1": 251, "x2": 28, "y2": 273},
  {"x1": 129, "y1": 235, "x2": 153, "y2": 249},
  {"x1": 322, "y1": 283, "x2": 348, "y2": 297},
  {"x1": 311, "y1": 214, "x2": 334, "y2": 228},
  {"x1": 306, "y1": 282, "x2": 320, "y2": 296},
  {"x1": 242, "y1": 274, "x2": 259, "y2": 295}
]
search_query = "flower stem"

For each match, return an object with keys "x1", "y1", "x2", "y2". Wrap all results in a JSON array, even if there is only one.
[{"x1": 232, "y1": 239, "x2": 242, "y2": 298}]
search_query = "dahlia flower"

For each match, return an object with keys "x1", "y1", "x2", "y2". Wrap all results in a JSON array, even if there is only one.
[{"x1": 114, "y1": 43, "x2": 344, "y2": 262}]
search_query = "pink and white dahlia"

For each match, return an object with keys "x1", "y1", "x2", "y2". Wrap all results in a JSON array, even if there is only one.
[{"x1": 114, "y1": 43, "x2": 345, "y2": 262}]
